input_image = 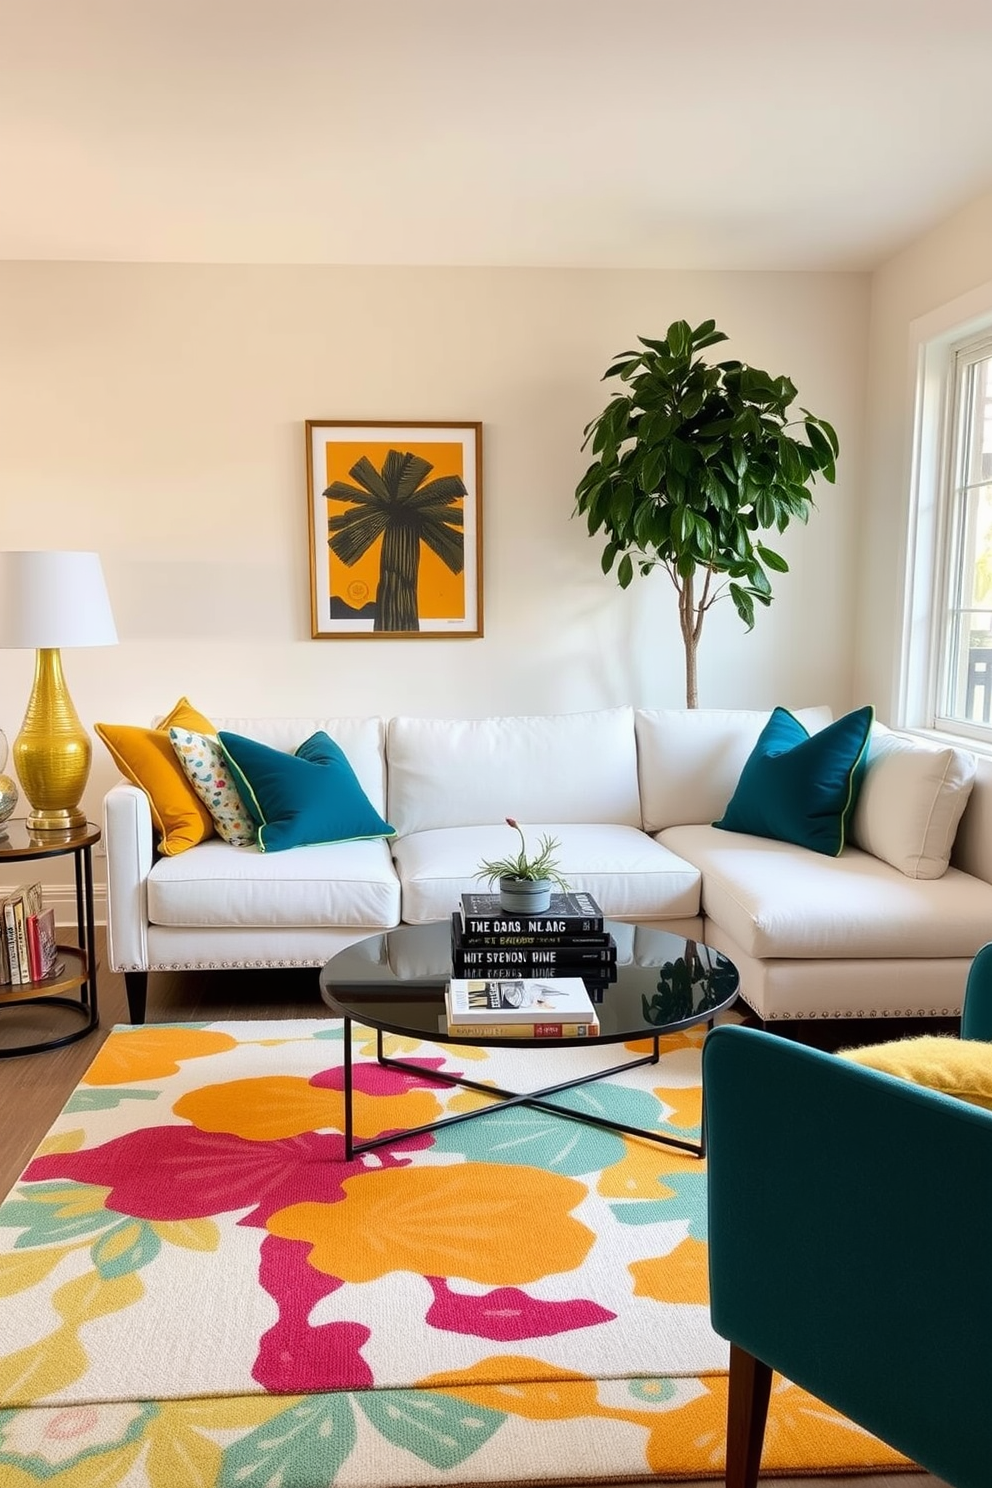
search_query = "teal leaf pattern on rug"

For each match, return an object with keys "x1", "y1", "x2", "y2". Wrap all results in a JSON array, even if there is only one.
[
  {"x1": 432, "y1": 1104, "x2": 625, "y2": 1174},
  {"x1": 65, "y1": 1088, "x2": 161, "y2": 1113},
  {"x1": 629, "y1": 1377, "x2": 679, "y2": 1404},
  {"x1": 356, "y1": 1390, "x2": 505, "y2": 1467},
  {"x1": 432, "y1": 1081, "x2": 665, "y2": 1175},
  {"x1": 91, "y1": 1218, "x2": 162, "y2": 1280},
  {"x1": 1, "y1": 1184, "x2": 113, "y2": 1248},
  {"x1": 610, "y1": 1171, "x2": 709, "y2": 1240},
  {"x1": 217, "y1": 1395, "x2": 356, "y2": 1487}
]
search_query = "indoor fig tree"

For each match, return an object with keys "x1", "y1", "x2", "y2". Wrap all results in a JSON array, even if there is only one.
[{"x1": 574, "y1": 319, "x2": 839, "y2": 707}]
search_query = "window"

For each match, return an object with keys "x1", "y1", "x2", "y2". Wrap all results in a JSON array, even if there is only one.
[
  {"x1": 933, "y1": 335, "x2": 992, "y2": 736},
  {"x1": 904, "y1": 315, "x2": 992, "y2": 748}
]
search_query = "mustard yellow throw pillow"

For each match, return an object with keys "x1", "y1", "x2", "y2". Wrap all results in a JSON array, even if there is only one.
[
  {"x1": 96, "y1": 698, "x2": 217, "y2": 855},
  {"x1": 840, "y1": 1035, "x2": 992, "y2": 1112}
]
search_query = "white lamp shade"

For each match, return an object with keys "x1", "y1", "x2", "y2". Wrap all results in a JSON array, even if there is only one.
[{"x1": 0, "y1": 550, "x2": 118, "y2": 649}]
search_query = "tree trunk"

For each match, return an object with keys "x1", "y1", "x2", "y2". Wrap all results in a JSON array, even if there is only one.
[{"x1": 679, "y1": 572, "x2": 699, "y2": 708}]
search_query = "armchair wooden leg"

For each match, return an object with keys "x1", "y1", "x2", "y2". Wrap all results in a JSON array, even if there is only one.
[
  {"x1": 124, "y1": 971, "x2": 148, "y2": 1025},
  {"x1": 726, "y1": 1341, "x2": 772, "y2": 1488}
]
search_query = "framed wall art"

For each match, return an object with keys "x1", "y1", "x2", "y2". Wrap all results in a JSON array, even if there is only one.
[{"x1": 306, "y1": 420, "x2": 483, "y2": 639}]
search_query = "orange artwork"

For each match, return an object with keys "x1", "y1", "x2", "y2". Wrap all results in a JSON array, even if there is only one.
[{"x1": 306, "y1": 421, "x2": 483, "y2": 639}]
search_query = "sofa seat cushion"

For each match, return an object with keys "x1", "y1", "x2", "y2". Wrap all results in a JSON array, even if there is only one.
[
  {"x1": 392, "y1": 823, "x2": 701, "y2": 925},
  {"x1": 146, "y1": 838, "x2": 400, "y2": 929},
  {"x1": 659, "y1": 824, "x2": 992, "y2": 960}
]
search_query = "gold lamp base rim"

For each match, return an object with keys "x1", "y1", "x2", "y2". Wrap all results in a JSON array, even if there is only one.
[{"x1": 26, "y1": 806, "x2": 88, "y2": 832}]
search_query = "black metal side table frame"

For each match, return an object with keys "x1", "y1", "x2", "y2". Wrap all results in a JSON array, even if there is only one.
[
  {"x1": 0, "y1": 820, "x2": 100, "y2": 1058},
  {"x1": 341, "y1": 1020, "x2": 705, "y2": 1161}
]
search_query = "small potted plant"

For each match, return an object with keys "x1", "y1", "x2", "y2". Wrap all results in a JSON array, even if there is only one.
[{"x1": 476, "y1": 817, "x2": 571, "y2": 914}]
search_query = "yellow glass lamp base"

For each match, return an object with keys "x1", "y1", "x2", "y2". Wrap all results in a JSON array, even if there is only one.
[{"x1": 13, "y1": 648, "x2": 91, "y2": 833}]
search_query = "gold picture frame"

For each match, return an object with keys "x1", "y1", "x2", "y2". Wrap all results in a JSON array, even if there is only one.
[{"x1": 306, "y1": 420, "x2": 483, "y2": 639}]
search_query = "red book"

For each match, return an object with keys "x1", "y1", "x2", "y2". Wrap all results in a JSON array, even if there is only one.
[
  {"x1": 26, "y1": 913, "x2": 42, "y2": 981},
  {"x1": 26, "y1": 907, "x2": 57, "y2": 981}
]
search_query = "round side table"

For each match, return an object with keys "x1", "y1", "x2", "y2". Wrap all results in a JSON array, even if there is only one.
[{"x1": 0, "y1": 819, "x2": 101, "y2": 1058}]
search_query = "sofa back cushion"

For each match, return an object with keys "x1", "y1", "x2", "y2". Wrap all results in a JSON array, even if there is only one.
[
  {"x1": 848, "y1": 724, "x2": 977, "y2": 879},
  {"x1": 212, "y1": 716, "x2": 388, "y2": 818},
  {"x1": 386, "y1": 707, "x2": 641, "y2": 836},
  {"x1": 635, "y1": 706, "x2": 834, "y2": 832},
  {"x1": 954, "y1": 755, "x2": 992, "y2": 885}
]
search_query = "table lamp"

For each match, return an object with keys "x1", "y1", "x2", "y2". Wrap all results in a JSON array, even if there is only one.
[{"x1": 0, "y1": 550, "x2": 118, "y2": 832}]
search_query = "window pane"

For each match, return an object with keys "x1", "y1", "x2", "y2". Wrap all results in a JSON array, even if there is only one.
[{"x1": 941, "y1": 350, "x2": 992, "y2": 726}]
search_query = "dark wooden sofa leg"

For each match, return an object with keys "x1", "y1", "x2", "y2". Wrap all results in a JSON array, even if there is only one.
[
  {"x1": 124, "y1": 971, "x2": 148, "y2": 1025},
  {"x1": 726, "y1": 1341, "x2": 772, "y2": 1488}
]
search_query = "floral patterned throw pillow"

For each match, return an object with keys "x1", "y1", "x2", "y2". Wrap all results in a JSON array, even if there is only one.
[{"x1": 168, "y1": 728, "x2": 256, "y2": 847}]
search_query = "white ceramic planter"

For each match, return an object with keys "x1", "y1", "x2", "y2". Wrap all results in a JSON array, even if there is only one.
[{"x1": 498, "y1": 876, "x2": 552, "y2": 914}]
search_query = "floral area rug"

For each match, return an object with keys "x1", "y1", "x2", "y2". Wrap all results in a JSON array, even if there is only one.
[{"x1": 0, "y1": 1018, "x2": 911, "y2": 1485}]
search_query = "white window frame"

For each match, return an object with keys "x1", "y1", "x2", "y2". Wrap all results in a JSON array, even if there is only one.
[{"x1": 900, "y1": 286, "x2": 992, "y2": 750}]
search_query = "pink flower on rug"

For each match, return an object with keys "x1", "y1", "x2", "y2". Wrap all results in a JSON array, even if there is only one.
[
  {"x1": 424, "y1": 1277, "x2": 616, "y2": 1341},
  {"x1": 309, "y1": 1056, "x2": 454, "y2": 1093},
  {"x1": 253, "y1": 1233, "x2": 373, "y2": 1392},
  {"x1": 23, "y1": 1124, "x2": 426, "y2": 1229}
]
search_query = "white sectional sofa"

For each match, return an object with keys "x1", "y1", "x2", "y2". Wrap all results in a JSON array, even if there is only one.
[{"x1": 103, "y1": 705, "x2": 992, "y2": 1026}]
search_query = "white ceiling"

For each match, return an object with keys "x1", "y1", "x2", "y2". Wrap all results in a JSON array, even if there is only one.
[{"x1": 3, "y1": 0, "x2": 992, "y2": 271}]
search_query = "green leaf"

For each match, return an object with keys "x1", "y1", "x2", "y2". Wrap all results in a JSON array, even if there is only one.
[
  {"x1": 357, "y1": 1391, "x2": 504, "y2": 1469},
  {"x1": 754, "y1": 490, "x2": 776, "y2": 528},
  {"x1": 638, "y1": 447, "x2": 666, "y2": 493},
  {"x1": 692, "y1": 516, "x2": 715, "y2": 559},
  {"x1": 729, "y1": 583, "x2": 756, "y2": 630},
  {"x1": 601, "y1": 542, "x2": 618, "y2": 574},
  {"x1": 666, "y1": 319, "x2": 691, "y2": 360},
  {"x1": 218, "y1": 1396, "x2": 356, "y2": 1487},
  {"x1": 802, "y1": 409, "x2": 840, "y2": 458},
  {"x1": 603, "y1": 357, "x2": 641, "y2": 380},
  {"x1": 804, "y1": 419, "x2": 834, "y2": 468},
  {"x1": 91, "y1": 1217, "x2": 162, "y2": 1279},
  {"x1": 65, "y1": 1088, "x2": 160, "y2": 1113},
  {"x1": 747, "y1": 562, "x2": 772, "y2": 597},
  {"x1": 757, "y1": 544, "x2": 789, "y2": 573},
  {"x1": 638, "y1": 409, "x2": 674, "y2": 445},
  {"x1": 2, "y1": 1185, "x2": 115, "y2": 1249},
  {"x1": 617, "y1": 553, "x2": 634, "y2": 588},
  {"x1": 679, "y1": 388, "x2": 705, "y2": 420}
]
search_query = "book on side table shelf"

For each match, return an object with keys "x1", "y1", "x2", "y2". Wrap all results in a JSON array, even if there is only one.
[
  {"x1": 27, "y1": 905, "x2": 59, "y2": 982},
  {"x1": 1, "y1": 883, "x2": 43, "y2": 987},
  {"x1": 445, "y1": 975, "x2": 601, "y2": 1037}
]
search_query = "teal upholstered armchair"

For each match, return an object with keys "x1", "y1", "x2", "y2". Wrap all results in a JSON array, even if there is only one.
[{"x1": 703, "y1": 943, "x2": 992, "y2": 1488}]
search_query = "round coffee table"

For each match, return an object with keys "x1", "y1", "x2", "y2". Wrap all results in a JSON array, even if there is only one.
[{"x1": 320, "y1": 919, "x2": 738, "y2": 1160}]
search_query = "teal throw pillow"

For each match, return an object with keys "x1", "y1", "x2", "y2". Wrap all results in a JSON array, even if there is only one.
[
  {"x1": 217, "y1": 730, "x2": 395, "y2": 853},
  {"x1": 713, "y1": 705, "x2": 874, "y2": 856}
]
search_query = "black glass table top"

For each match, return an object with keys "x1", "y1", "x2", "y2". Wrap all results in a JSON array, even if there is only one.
[{"x1": 320, "y1": 919, "x2": 739, "y2": 1047}]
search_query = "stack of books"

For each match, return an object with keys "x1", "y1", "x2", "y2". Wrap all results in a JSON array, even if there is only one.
[
  {"x1": 445, "y1": 889, "x2": 614, "y2": 1036},
  {"x1": 1, "y1": 882, "x2": 59, "y2": 987},
  {"x1": 445, "y1": 974, "x2": 601, "y2": 1038}
]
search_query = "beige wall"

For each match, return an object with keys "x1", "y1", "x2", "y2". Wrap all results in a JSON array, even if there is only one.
[
  {"x1": 859, "y1": 187, "x2": 992, "y2": 720},
  {"x1": 0, "y1": 262, "x2": 868, "y2": 887}
]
